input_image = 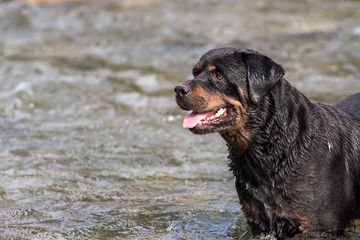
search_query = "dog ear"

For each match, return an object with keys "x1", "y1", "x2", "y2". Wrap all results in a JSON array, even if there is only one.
[{"x1": 244, "y1": 53, "x2": 285, "y2": 104}]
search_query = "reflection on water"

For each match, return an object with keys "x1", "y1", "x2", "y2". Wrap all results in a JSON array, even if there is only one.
[{"x1": 0, "y1": 0, "x2": 359, "y2": 239}]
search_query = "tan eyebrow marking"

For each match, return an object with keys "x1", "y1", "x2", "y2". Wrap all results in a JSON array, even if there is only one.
[
  {"x1": 208, "y1": 65, "x2": 217, "y2": 71},
  {"x1": 195, "y1": 63, "x2": 201, "y2": 69}
]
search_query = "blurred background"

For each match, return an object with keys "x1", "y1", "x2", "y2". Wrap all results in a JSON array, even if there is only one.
[{"x1": 0, "y1": 0, "x2": 359, "y2": 239}]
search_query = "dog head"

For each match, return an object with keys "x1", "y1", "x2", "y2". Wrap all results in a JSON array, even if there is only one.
[{"x1": 174, "y1": 47, "x2": 284, "y2": 135}]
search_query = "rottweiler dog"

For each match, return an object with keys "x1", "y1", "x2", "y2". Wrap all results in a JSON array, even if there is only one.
[{"x1": 174, "y1": 48, "x2": 360, "y2": 239}]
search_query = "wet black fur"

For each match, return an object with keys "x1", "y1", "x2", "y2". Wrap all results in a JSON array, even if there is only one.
[{"x1": 174, "y1": 48, "x2": 360, "y2": 239}]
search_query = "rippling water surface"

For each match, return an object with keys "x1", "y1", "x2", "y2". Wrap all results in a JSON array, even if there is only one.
[{"x1": 0, "y1": 0, "x2": 359, "y2": 239}]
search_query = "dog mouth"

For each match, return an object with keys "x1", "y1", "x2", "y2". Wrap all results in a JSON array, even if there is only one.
[{"x1": 182, "y1": 106, "x2": 236, "y2": 133}]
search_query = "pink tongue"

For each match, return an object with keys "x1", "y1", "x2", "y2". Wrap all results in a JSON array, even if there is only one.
[{"x1": 183, "y1": 111, "x2": 216, "y2": 128}]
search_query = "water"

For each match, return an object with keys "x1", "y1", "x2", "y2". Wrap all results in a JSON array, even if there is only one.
[{"x1": 0, "y1": 0, "x2": 359, "y2": 239}]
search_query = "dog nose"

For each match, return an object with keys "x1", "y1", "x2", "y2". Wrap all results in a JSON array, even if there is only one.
[{"x1": 174, "y1": 84, "x2": 190, "y2": 97}]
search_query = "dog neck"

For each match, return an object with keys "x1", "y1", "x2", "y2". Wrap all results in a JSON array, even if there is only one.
[{"x1": 223, "y1": 79, "x2": 316, "y2": 185}]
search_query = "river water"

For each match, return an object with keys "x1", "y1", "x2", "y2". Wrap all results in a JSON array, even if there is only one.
[{"x1": 0, "y1": 0, "x2": 359, "y2": 239}]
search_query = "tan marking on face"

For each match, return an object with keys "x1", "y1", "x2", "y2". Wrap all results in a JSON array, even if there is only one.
[
  {"x1": 190, "y1": 85, "x2": 250, "y2": 146},
  {"x1": 225, "y1": 87, "x2": 247, "y2": 122},
  {"x1": 223, "y1": 96, "x2": 246, "y2": 113},
  {"x1": 220, "y1": 88, "x2": 247, "y2": 117},
  {"x1": 192, "y1": 86, "x2": 226, "y2": 111},
  {"x1": 208, "y1": 65, "x2": 217, "y2": 71},
  {"x1": 195, "y1": 63, "x2": 201, "y2": 69},
  {"x1": 216, "y1": 86, "x2": 250, "y2": 149}
]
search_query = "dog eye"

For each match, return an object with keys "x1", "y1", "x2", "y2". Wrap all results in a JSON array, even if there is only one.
[{"x1": 216, "y1": 72, "x2": 224, "y2": 81}]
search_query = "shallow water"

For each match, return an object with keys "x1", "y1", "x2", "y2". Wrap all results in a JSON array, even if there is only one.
[{"x1": 0, "y1": 0, "x2": 359, "y2": 239}]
